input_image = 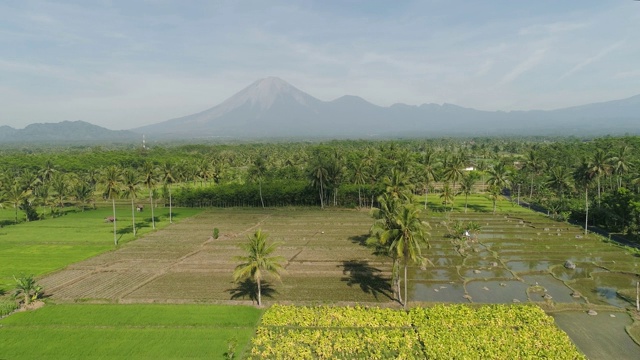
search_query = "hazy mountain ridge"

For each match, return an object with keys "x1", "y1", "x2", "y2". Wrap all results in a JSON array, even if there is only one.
[
  {"x1": 4, "y1": 78, "x2": 639, "y2": 143},
  {"x1": 0, "y1": 120, "x2": 139, "y2": 143},
  {"x1": 134, "y1": 77, "x2": 640, "y2": 139}
]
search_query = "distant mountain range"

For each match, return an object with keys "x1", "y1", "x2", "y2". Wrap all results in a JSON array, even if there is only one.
[
  {"x1": 135, "y1": 77, "x2": 640, "y2": 139},
  {"x1": 2, "y1": 77, "x2": 639, "y2": 143},
  {"x1": 0, "y1": 121, "x2": 138, "y2": 144}
]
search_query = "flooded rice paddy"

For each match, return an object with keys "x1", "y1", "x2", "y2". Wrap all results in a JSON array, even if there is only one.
[{"x1": 414, "y1": 210, "x2": 640, "y2": 359}]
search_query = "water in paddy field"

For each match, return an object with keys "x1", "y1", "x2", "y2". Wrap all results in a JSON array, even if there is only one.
[
  {"x1": 505, "y1": 260, "x2": 553, "y2": 272},
  {"x1": 520, "y1": 274, "x2": 584, "y2": 304},
  {"x1": 410, "y1": 281, "x2": 467, "y2": 303},
  {"x1": 464, "y1": 280, "x2": 530, "y2": 303},
  {"x1": 412, "y1": 211, "x2": 640, "y2": 356}
]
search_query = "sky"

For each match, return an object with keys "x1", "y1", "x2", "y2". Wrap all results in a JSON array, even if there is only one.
[{"x1": 1, "y1": 0, "x2": 639, "y2": 130}]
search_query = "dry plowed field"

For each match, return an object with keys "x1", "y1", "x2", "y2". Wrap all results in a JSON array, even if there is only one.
[{"x1": 40, "y1": 208, "x2": 389, "y2": 304}]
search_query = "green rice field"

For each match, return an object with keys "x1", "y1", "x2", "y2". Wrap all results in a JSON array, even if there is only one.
[{"x1": 0, "y1": 304, "x2": 262, "y2": 359}]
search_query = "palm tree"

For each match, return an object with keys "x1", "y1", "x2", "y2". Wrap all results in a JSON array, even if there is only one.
[
  {"x1": 419, "y1": 149, "x2": 439, "y2": 210},
  {"x1": 486, "y1": 162, "x2": 511, "y2": 192},
  {"x1": 326, "y1": 154, "x2": 344, "y2": 206},
  {"x1": 122, "y1": 168, "x2": 141, "y2": 236},
  {"x1": 3, "y1": 182, "x2": 31, "y2": 224},
  {"x1": 308, "y1": 160, "x2": 328, "y2": 208},
  {"x1": 589, "y1": 149, "x2": 611, "y2": 204},
  {"x1": 351, "y1": 158, "x2": 368, "y2": 208},
  {"x1": 488, "y1": 185, "x2": 501, "y2": 214},
  {"x1": 141, "y1": 162, "x2": 158, "y2": 229},
  {"x1": 72, "y1": 179, "x2": 94, "y2": 212},
  {"x1": 102, "y1": 165, "x2": 121, "y2": 246},
  {"x1": 369, "y1": 193, "x2": 404, "y2": 303},
  {"x1": 442, "y1": 153, "x2": 465, "y2": 193},
  {"x1": 475, "y1": 159, "x2": 489, "y2": 192},
  {"x1": 249, "y1": 156, "x2": 268, "y2": 208},
  {"x1": 50, "y1": 173, "x2": 69, "y2": 211},
  {"x1": 546, "y1": 166, "x2": 573, "y2": 199},
  {"x1": 12, "y1": 274, "x2": 43, "y2": 305},
  {"x1": 460, "y1": 172, "x2": 478, "y2": 213},
  {"x1": 574, "y1": 159, "x2": 595, "y2": 236},
  {"x1": 382, "y1": 202, "x2": 429, "y2": 310},
  {"x1": 39, "y1": 160, "x2": 57, "y2": 186},
  {"x1": 384, "y1": 168, "x2": 413, "y2": 199},
  {"x1": 33, "y1": 183, "x2": 52, "y2": 218},
  {"x1": 233, "y1": 229, "x2": 284, "y2": 306},
  {"x1": 609, "y1": 145, "x2": 631, "y2": 190},
  {"x1": 440, "y1": 182, "x2": 455, "y2": 212},
  {"x1": 523, "y1": 150, "x2": 546, "y2": 199},
  {"x1": 162, "y1": 162, "x2": 177, "y2": 223}
]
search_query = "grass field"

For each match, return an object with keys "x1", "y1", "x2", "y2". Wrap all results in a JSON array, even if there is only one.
[
  {"x1": 0, "y1": 304, "x2": 262, "y2": 359},
  {"x1": 0, "y1": 204, "x2": 202, "y2": 291}
]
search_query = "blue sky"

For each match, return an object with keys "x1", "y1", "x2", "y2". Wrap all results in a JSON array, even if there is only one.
[{"x1": 1, "y1": 0, "x2": 638, "y2": 130}]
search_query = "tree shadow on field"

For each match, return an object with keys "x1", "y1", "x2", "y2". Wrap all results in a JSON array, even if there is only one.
[
  {"x1": 349, "y1": 234, "x2": 369, "y2": 246},
  {"x1": 467, "y1": 204, "x2": 490, "y2": 213},
  {"x1": 116, "y1": 221, "x2": 151, "y2": 235},
  {"x1": 227, "y1": 279, "x2": 277, "y2": 304},
  {"x1": 164, "y1": 211, "x2": 180, "y2": 219},
  {"x1": 350, "y1": 234, "x2": 388, "y2": 257},
  {"x1": 340, "y1": 260, "x2": 392, "y2": 301}
]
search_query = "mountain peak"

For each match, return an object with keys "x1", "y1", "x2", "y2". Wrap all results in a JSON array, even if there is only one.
[{"x1": 218, "y1": 76, "x2": 318, "y2": 111}]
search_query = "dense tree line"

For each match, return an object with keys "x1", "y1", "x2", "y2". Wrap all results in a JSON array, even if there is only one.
[{"x1": 1, "y1": 136, "x2": 639, "y2": 241}]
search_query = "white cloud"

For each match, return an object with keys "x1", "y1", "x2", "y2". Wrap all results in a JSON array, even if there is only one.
[
  {"x1": 559, "y1": 40, "x2": 625, "y2": 80},
  {"x1": 499, "y1": 48, "x2": 547, "y2": 85}
]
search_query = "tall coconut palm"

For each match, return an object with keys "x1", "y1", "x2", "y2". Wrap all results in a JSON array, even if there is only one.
[
  {"x1": 546, "y1": 166, "x2": 573, "y2": 199},
  {"x1": 351, "y1": 158, "x2": 368, "y2": 208},
  {"x1": 384, "y1": 168, "x2": 413, "y2": 199},
  {"x1": 388, "y1": 203, "x2": 429, "y2": 309},
  {"x1": 3, "y1": 182, "x2": 31, "y2": 224},
  {"x1": 39, "y1": 160, "x2": 57, "y2": 186},
  {"x1": 367, "y1": 162, "x2": 382, "y2": 208},
  {"x1": 308, "y1": 160, "x2": 328, "y2": 208},
  {"x1": 609, "y1": 145, "x2": 631, "y2": 190},
  {"x1": 33, "y1": 183, "x2": 52, "y2": 218},
  {"x1": 141, "y1": 162, "x2": 158, "y2": 229},
  {"x1": 326, "y1": 154, "x2": 344, "y2": 206},
  {"x1": 523, "y1": 150, "x2": 546, "y2": 199},
  {"x1": 440, "y1": 182, "x2": 455, "y2": 212},
  {"x1": 249, "y1": 156, "x2": 268, "y2": 208},
  {"x1": 122, "y1": 168, "x2": 141, "y2": 236},
  {"x1": 442, "y1": 153, "x2": 465, "y2": 193},
  {"x1": 460, "y1": 172, "x2": 478, "y2": 213},
  {"x1": 50, "y1": 173, "x2": 68, "y2": 211},
  {"x1": 488, "y1": 184, "x2": 501, "y2": 214},
  {"x1": 419, "y1": 149, "x2": 439, "y2": 210},
  {"x1": 162, "y1": 162, "x2": 177, "y2": 223},
  {"x1": 589, "y1": 149, "x2": 611, "y2": 204},
  {"x1": 102, "y1": 165, "x2": 121, "y2": 246},
  {"x1": 486, "y1": 162, "x2": 511, "y2": 192},
  {"x1": 475, "y1": 159, "x2": 489, "y2": 192},
  {"x1": 369, "y1": 193, "x2": 404, "y2": 303},
  {"x1": 574, "y1": 159, "x2": 595, "y2": 236},
  {"x1": 233, "y1": 229, "x2": 284, "y2": 306},
  {"x1": 72, "y1": 179, "x2": 94, "y2": 212}
]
